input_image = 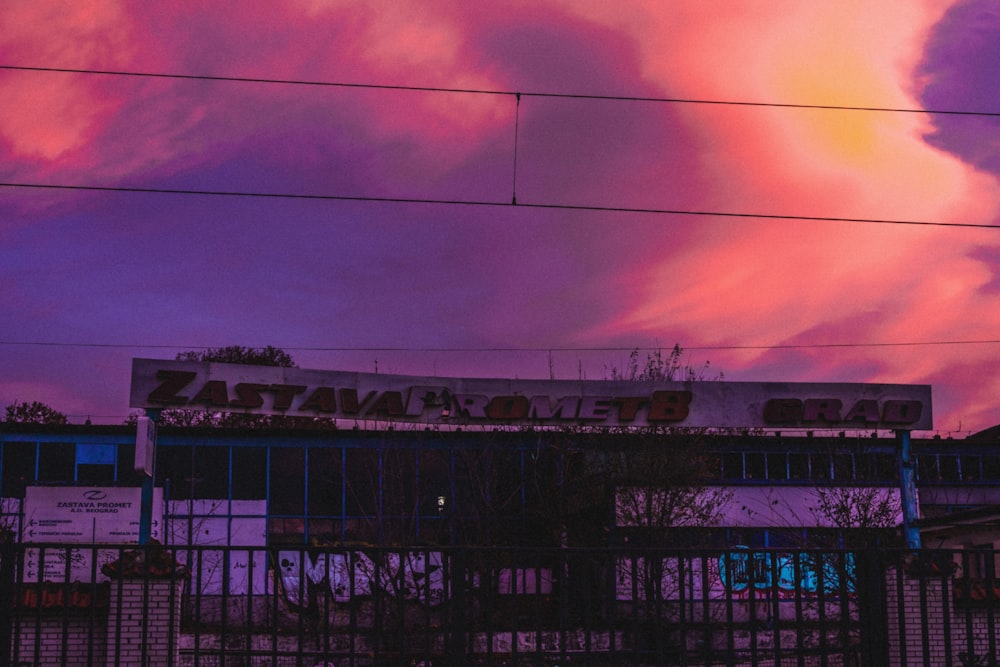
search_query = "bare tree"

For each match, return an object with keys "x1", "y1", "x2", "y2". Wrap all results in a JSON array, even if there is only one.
[
  {"x1": 809, "y1": 485, "x2": 903, "y2": 549},
  {"x1": 175, "y1": 345, "x2": 297, "y2": 368},
  {"x1": 609, "y1": 345, "x2": 722, "y2": 383}
]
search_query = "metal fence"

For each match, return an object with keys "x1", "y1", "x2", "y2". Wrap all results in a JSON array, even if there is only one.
[{"x1": 1, "y1": 543, "x2": 998, "y2": 666}]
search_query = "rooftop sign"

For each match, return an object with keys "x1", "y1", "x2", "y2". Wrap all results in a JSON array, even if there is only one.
[{"x1": 129, "y1": 358, "x2": 933, "y2": 430}]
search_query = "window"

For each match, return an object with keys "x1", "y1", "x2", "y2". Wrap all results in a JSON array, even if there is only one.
[
  {"x1": 232, "y1": 447, "x2": 267, "y2": 499},
  {"x1": 76, "y1": 444, "x2": 116, "y2": 485},
  {"x1": 381, "y1": 447, "x2": 416, "y2": 520},
  {"x1": 766, "y1": 452, "x2": 787, "y2": 481},
  {"x1": 418, "y1": 449, "x2": 452, "y2": 520},
  {"x1": 811, "y1": 453, "x2": 832, "y2": 481},
  {"x1": 344, "y1": 449, "x2": 377, "y2": 517},
  {"x1": 2, "y1": 442, "x2": 36, "y2": 496},
  {"x1": 37, "y1": 443, "x2": 74, "y2": 483},
  {"x1": 157, "y1": 446, "x2": 194, "y2": 499},
  {"x1": 982, "y1": 456, "x2": 1000, "y2": 481},
  {"x1": 744, "y1": 453, "x2": 765, "y2": 480},
  {"x1": 270, "y1": 448, "x2": 305, "y2": 514},
  {"x1": 937, "y1": 455, "x2": 960, "y2": 481},
  {"x1": 721, "y1": 452, "x2": 743, "y2": 480},
  {"x1": 117, "y1": 444, "x2": 144, "y2": 487},
  {"x1": 306, "y1": 448, "x2": 343, "y2": 516},
  {"x1": 918, "y1": 454, "x2": 940, "y2": 481},
  {"x1": 872, "y1": 453, "x2": 897, "y2": 482},
  {"x1": 156, "y1": 445, "x2": 233, "y2": 498},
  {"x1": 832, "y1": 453, "x2": 854, "y2": 481},
  {"x1": 194, "y1": 447, "x2": 230, "y2": 498},
  {"x1": 960, "y1": 455, "x2": 981, "y2": 481},
  {"x1": 788, "y1": 453, "x2": 810, "y2": 480}
]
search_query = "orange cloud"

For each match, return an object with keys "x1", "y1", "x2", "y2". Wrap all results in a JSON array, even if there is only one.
[{"x1": 563, "y1": 1, "x2": 1000, "y2": 432}]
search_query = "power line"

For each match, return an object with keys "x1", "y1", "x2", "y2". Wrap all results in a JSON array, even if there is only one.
[
  {"x1": 4, "y1": 65, "x2": 998, "y2": 229},
  {"x1": 3, "y1": 64, "x2": 998, "y2": 117},
  {"x1": 2, "y1": 339, "x2": 1000, "y2": 353},
  {"x1": 2, "y1": 181, "x2": 996, "y2": 229}
]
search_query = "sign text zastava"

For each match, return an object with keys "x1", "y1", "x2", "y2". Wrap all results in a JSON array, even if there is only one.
[{"x1": 145, "y1": 370, "x2": 922, "y2": 427}]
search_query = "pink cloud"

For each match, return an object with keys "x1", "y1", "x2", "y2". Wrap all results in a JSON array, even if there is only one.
[
  {"x1": 0, "y1": 3, "x2": 133, "y2": 160},
  {"x1": 2, "y1": 0, "x2": 999, "y2": 435}
]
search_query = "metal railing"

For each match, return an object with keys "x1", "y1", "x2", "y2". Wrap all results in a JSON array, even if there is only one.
[{"x1": 1, "y1": 543, "x2": 998, "y2": 666}]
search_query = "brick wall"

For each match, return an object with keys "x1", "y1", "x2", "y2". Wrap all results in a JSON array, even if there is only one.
[
  {"x1": 15, "y1": 614, "x2": 108, "y2": 666},
  {"x1": 106, "y1": 578, "x2": 183, "y2": 667},
  {"x1": 885, "y1": 567, "x2": 1000, "y2": 666}
]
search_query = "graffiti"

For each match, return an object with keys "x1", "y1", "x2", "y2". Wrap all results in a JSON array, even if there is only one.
[
  {"x1": 718, "y1": 548, "x2": 856, "y2": 597},
  {"x1": 617, "y1": 548, "x2": 857, "y2": 601},
  {"x1": 276, "y1": 550, "x2": 447, "y2": 608}
]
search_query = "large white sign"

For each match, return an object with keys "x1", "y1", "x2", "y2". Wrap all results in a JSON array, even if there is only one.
[
  {"x1": 23, "y1": 486, "x2": 165, "y2": 583},
  {"x1": 130, "y1": 358, "x2": 933, "y2": 430},
  {"x1": 24, "y1": 486, "x2": 163, "y2": 544}
]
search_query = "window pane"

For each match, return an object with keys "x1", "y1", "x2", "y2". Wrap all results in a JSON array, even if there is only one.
[
  {"x1": 157, "y1": 446, "x2": 194, "y2": 500},
  {"x1": 77, "y1": 464, "x2": 114, "y2": 486},
  {"x1": 418, "y1": 449, "x2": 451, "y2": 518},
  {"x1": 744, "y1": 453, "x2": 765, "y2": 480},
  {"x1": 766, "y1": 453, "x2": 787, "y2": 481},
  {"x1": 307, "y1": 448, "x2": 343, "y2": 516},
  {"x1": 918, "y1": 454, "x2": 939, "y2": 482},
  {"x1": 832, "y1": 453, "x2": 854, "y2": 481},
  {"x1": 939, "y1": 456, "x2": 960, "y2": 481},
  {"x1": 873, "y1": 453, "x2": 896, "y2": 481},
  {"x1": 960, "y1": 455, "x2": 981, "y2": 481},
  {"x1": 270, "y1": 448, "x2": 305, "y2": 514},
  {"x1": 344, "y1": 449, "x2": 378, "y2": 517},
  {"x1": 194, "y1": 447, "x2": 230, "y2": 498},
  {"x1": 982, "y1": 456, "x2": 1000, "y2": 481},
  {"x1": 77, "y1": 444, "x2": 115, "y2": 465},
  {"x1": 2, "y1": 442, "x2": 36, "y2": 496},
  {"x1": 381, "y1": 448, "x2": 416, "y2": 519},
  {"x1": 269, "y1": 517, "x2": 305, "y2": 544},
  {"x1": 232, "y1": 447, "x2": 267, "y2": 500},
  {"x1": 38, "y1": 443, "x2": 74, "y2": 482},
  {"x1": 76, "y1": 444, "x2": 116, "y2": 486},
  {"x1": 788, "y1": 454, "x2": 809, "y2": 480},
  {"x1": 117, "y1": 444, "x2": 144, "y2": 487},
  {"x1": 811, "y1": 453, "x2": 831, "y2": 480},
  {"x1": 307, "y1": 518, "x2": 340, "y2": 542}
]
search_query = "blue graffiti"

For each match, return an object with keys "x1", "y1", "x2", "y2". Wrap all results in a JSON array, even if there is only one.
[{"x1": 718, "y1": 547, "x2": 855, "y2": 596}]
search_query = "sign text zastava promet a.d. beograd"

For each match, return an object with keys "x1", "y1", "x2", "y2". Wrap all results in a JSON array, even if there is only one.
[{"x1": 129, "y1": 358, "x2": 932, "y2": 431}]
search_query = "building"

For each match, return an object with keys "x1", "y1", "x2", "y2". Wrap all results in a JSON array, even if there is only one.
[{"x1": 7, "y1": 359, "x2": 1000, "y2": 665}]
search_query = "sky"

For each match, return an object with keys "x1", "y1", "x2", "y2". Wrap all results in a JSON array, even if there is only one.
[{"x1": 1, "y1": 0, "x2": 999, "y2": 436}]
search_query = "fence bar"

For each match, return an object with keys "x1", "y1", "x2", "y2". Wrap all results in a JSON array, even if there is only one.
[{"x1": 5, "y1": 544, "x2": 1000, "y2": 665}]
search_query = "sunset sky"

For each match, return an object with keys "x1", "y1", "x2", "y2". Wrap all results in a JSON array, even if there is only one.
[{"x1": 2, "y1": 1, "x2": 999, "y2": 436}]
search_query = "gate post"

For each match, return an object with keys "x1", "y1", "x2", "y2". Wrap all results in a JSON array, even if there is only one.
[
  {"x1": 447, "y1": 549, "x2": 467, "y2": 664},
  {"x1": 856, "y1": 548, "x2": 889, "y2": 667},
  {"x1": 107, "y1": 577, "x2": 184, "y2": 667},
  {"x1": 104, "y1": 545, "x2": 188, "y2": 667},
  {"x1": 0, "y1": 540, "x2": 14, "y2": 667},
  {"x1": 896, "y1": 430, "x2": 921, "y2": 550}
]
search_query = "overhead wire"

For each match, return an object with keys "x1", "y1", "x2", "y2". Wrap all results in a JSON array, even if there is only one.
[
  {"x1": 2, "y1": 339, "x2": 1000, "y2": 353},
  {"x1": 1, "y1": 182, "x2": 997, "y2": 229},
  {"x1": 1, "y1": 64, "x2": 999, "y2": 357},
  {"x1": 1, "y1": 64, "x2": 998, "y2": 228},
  {"x1": 2, "y1": 64, "x2": 998, "y2": 117}
]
